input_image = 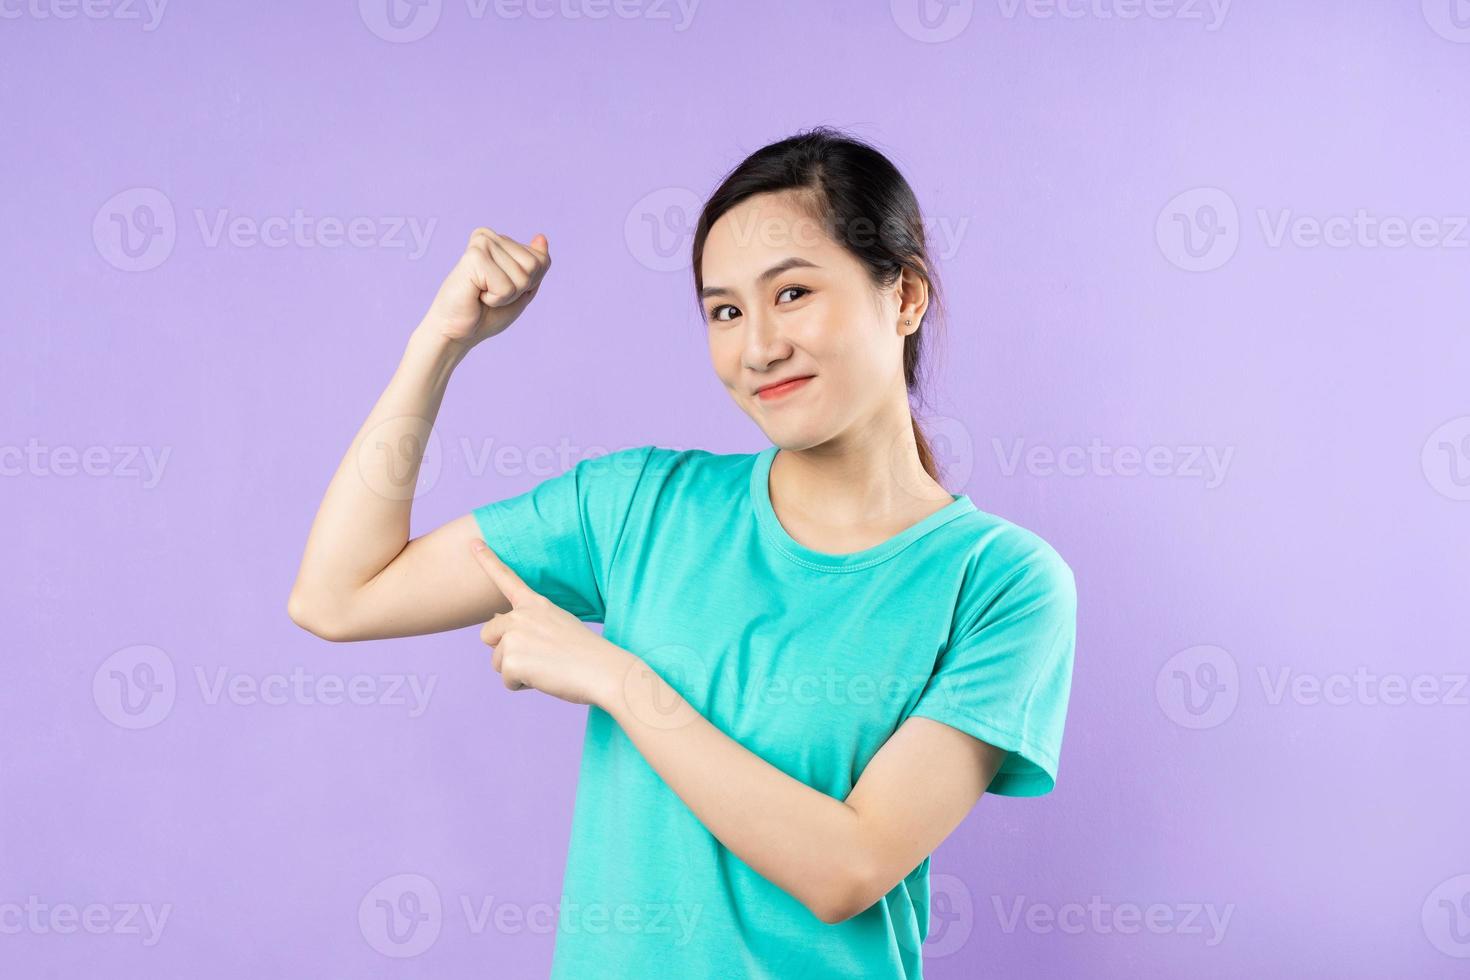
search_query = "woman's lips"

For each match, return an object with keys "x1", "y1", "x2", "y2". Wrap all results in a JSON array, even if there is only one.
[{"x1": 755, "y1": 375, "x2": 815, "y2": 402}]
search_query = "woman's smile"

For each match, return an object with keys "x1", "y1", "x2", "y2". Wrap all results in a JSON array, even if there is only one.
[{"x1": 754, "y1": 374, "x2": 815, "y2": 402}]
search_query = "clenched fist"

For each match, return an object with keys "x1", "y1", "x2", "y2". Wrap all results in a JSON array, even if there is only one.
[{"x1": 420, "y1": 227, "x2": 551, "y2": 348}]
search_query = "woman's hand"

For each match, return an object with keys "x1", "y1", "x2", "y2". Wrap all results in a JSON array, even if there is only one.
[
  {"x1": 469, "y1": 538, "x2": 633, "y2": 708},
  {"x1": 418, "y1": 228, "x2": 551, "y2": 349}
]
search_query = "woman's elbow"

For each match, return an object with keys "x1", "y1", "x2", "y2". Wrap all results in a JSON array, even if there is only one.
[
  {"x1": 287, "y1": 587, "x2": 355, "y2": 642},
  {"x1": 812, "y1": 860, "x2": 882, "y2": 926}
]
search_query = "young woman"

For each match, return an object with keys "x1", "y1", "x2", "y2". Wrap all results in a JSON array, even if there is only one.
[{"x1": 289, "y1": 126, "x2": 1077, "y2": 978}]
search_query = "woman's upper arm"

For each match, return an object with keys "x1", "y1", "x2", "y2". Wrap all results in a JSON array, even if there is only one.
[
  {"x1": 319, "y1": 513, "x2": 511, "y2": 641},
  {"x1": 841, "y1": 717, "x2": 1008, "y2": 916}
]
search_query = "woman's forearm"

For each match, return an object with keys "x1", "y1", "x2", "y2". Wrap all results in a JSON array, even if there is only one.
[
  {"x1": 600, "y1": 649, "x2": 868, "y2": 924},
  {"x1": 288, "y1": 325, "x2": 468, "y2": 625}
]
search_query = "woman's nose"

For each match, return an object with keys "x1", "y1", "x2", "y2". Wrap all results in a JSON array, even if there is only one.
[{"x1": 741, "y1": 312, "x2": 786, "y2": 369}]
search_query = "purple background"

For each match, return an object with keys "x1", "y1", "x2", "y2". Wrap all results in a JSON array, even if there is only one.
[{"x1": 4, "y1": 1, "x2": 1468, "y2": 976}]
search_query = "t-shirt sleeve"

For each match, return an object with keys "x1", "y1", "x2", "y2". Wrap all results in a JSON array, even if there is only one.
[
  {"x1": 469, "y1": 445, "x2": 657, "y2": 624},
  {"x1": 906, "y1": 548, "x2": 1077, "y2": 797}
]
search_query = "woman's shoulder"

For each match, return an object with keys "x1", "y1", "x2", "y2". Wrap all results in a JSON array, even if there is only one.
[{"x1": 944, "y1": 501, "x2": 1075, "y2": 592}]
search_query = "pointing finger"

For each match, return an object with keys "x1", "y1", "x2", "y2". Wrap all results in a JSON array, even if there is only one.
[{"x1": 469, "y1": 538, "x2": 537, "y2": 607}]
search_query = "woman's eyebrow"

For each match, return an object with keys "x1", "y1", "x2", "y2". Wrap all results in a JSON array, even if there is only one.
[{"x1": 700, "y1": 257, "x2": 822, "y2": 300}]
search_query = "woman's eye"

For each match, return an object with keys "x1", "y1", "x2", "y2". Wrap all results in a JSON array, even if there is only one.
[{"x1": 709, "y1": 287, "x2": 807, "y2": 323}]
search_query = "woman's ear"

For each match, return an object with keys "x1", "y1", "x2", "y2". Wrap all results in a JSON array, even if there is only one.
[{"x1": 896, "y1": 266, "x2": 929, "y2": 337}]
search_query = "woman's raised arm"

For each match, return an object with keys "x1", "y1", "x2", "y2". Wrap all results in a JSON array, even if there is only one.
[{"x1": 287, "y1": 228, "x2": 551, "y2": 641}]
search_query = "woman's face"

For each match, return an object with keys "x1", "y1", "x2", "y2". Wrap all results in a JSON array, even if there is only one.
[{"x1": 699, "y1": 191, "x2": 919, "y2": 451}]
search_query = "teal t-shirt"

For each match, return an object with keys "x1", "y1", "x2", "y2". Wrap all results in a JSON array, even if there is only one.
[{"x1": 472, "y1": 444, "x2": 1077, "y2": 979}]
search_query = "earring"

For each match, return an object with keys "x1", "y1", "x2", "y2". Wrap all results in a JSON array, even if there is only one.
[{"x1": 905, "y1": 318, "x2": 912, "y2": 325}]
